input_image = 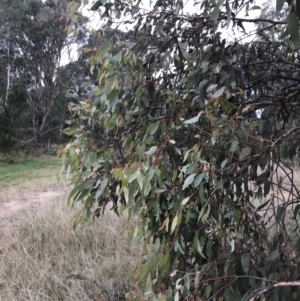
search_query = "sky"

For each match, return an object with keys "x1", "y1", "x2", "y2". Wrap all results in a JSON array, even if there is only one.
[
  {"x1": 85, "y1": 0, "x2": 263, "y2": 35},
  {"x1": 62, "y1": 0, "x2": 270, "y2": 64}
]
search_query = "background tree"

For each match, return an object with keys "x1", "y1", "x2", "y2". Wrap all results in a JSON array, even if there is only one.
[
  {"x1": 258, "y1": 1, "x2": 300, "y2": 164},
  {"x1": 63, "y1": 0, "x2": 300, "y2": 300},
  {"x1": 0, "y1": 0, "x2": 90, "y2": 149}
]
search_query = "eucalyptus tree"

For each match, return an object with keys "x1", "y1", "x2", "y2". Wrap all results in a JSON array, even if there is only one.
[
  {"x1": 62, "y1": 0, "x2": 300, "y2": 300},
  {"x1": 0, "y1": 0, "x2": 89, "y2": 145}
]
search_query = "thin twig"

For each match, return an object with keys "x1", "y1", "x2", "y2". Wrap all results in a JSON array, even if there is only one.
[{"x1": 16, "y1": 126, "x2": 61, "y2": 148}]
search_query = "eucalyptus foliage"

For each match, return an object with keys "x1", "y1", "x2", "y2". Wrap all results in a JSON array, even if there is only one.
[{"x1": 62, "y1": 0, "x2": 300, "y2": 300}]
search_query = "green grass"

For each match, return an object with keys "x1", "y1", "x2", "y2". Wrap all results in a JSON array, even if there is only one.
[
  {"x1": 0, "y1": 156, "x2": 66, "y2": 203},
  {"x1": 0, "y1": 156, "x2": 61, "y2": 183}
]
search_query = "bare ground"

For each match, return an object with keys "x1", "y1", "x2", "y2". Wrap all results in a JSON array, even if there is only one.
[{"x1": 0, "y1": 188, "x2": 67, "y2": 220}]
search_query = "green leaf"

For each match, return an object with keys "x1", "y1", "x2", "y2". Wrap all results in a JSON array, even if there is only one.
[
  {"x1": 144, "y1": 273, "x2": 152, "y2": 295},
  {"x1": 201, "y1": 204, "x2": 211, "y2": 222},
  {"x1": 199, "y1": 184, "x2": 205, "y2": 203},
  {"x1": 224, "y1": 210, "x2": 236, "y2": 219},
  {"x1": 182, "y1": 50, "x2": 190, "y2": 61},
  {"x1": 176, "y1": 211, "x2": 182, "y2": 229},
  {"x1": 183, "y1": 173, "x2": 196, "y2": 190},
  {"x1": 276, "y1": 0, "x2": 285, "y2": 12},
  {"x1": 198, "y1": 79, "x2": 208, "y2": 90},
  {"x1": 124, "y1": 187, "x2": 129, "y2": 203},
  {"x1": 293, "y1": 204, "x2": 300, "y2": 219},
  {"x1": 213, "y1": 174, "x2": 223, "y2": 189},
  {"x1": 219, "y1": 99, "x2": 237, "y2": 112},
  {"x1": 136, "y1": 170, "x2": 143, "y2": 191},
  {"x1": 211, "y1": 86, "x2": 225, "y2": 98},
  {"x1": 239, "y1": 147, "x2": 251, "y2": 161},
  {"x1": 68, "y1": 185, "x2": 81, "y2": 203},
  {"x1": 97, "y1": 41, "x2": 113, "y2": 55},
  {"x1": 84, "y1": 195, "x2": 94, "y2": 209},
  {"x1": 287, "y1": 11, "x2": 299, "y2": 45},
  {"x1": 146, "y1": 121, "x2": 160, "y2": 135},
  {"x1": 297, "y1": 0, "x2": 300, "y2": 20},
  {"x1": 229, "y1": 139, "x2": 239, "y2": 152},
  {"x1": 135, "y1": 85, "x2": 143, "y2": 106},
  {"x1": 183, "y1": 150, "x2": 190, "y2": 163},
  {"x1": 221, "y1": 159, "x2": 228, "y2": 169},
  {"x1": 155, "y1": 188, "x2": 166, "y2": 193},
  {"x1": 206, "y1": 84, "x2": 218, "y2": 93},
  {"x1": 265, "y1": 249, "x2": 279, "y2": 261},
  {"x1": 145, "y1": 146, "x2": 158, "y2": 156},
  {"x1": 100, "y1": 177, "x2": 108, "y2": 195},
  {"x1": 194, "y1": 231, "x2": 206, "y2": 259},
  {"x1": 210, "y1": 5, "x2": 220, "y2": 23},
  {"x1": 171, "y1": 214, "x2": 178, "y2": 234},
  {"x1": 224, "y1": 259, "x2": 236, "y2": 275},
  {"x1": 128, "y1": 170, "x2": 138, "y2": 183},
  {"x1": 280, "y1": 26, "x2": 289, "y2": 39},
  {"x1": 249, "y1": 5, "x2": 261, "y2": 10},
  {"x1": 257, "y1": 199, "x2": 271, "y2": 211},
  {"x1": 241, "y1": 253, "x2": 250, "y2": 274},
  {"x1": 184, "y1": 111, "x2": 202, "y2": 124},
  {"x1": 205, "y1": 284, "x2": 212, "y2": 298},
  {"x1": 276, "y1": 206, "x2": 285, "y2": 223},
  {"x1": 174, "y1": 291, "x2": 179, "y2": 301},
  {"x1": 186, "y1": 163, "x2": 197, "y2": 175},
  {"x1": 264, "y1": 181, "x2": 271, "y2": 196},
  {"x1": 224, "y1": 286, "x2": 237, "y2": 300},
  {"x1": 226, "y1": 0, "x2": 231, "y2": 28},
  {"x1": 181, "y1": 197, "x2": 190, "y2": 206},
  {"x1": 194, "y1": 173, "x2": 205, "y2": 188},
  {"x1": 230, "y1": 240, "x2": 235, "y2": 252},
  {"x1": 115, "y1": 51, "x2": 122, "y2": 62},
  {"x1": 90, "y1": 0, "x2": 103, "y2": 11},
  {"x1": 76, "y1": 188, "x2": 90, "y2": 202},
  {"x1": 258, "y1": 155, "x2": 268, "y2": 170},
  {"x1": 271, "y1": 290, "x2": 280, "y2": 301}
]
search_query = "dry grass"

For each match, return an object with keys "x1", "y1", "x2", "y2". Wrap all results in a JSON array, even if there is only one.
[
  {"x1": 251, "y1": 163, "x2": 300, "y2": 249},
  {"x1": 0, "y1": 157, "x2": 143, "y2": 301}
]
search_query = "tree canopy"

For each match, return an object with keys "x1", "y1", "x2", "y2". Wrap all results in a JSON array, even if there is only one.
[
  {"x1": 62, "y1": 0, "x2": 300, "y2": 300},
  {"x1": 0, "y1": 0, "x2": 91, "y2": 149}
]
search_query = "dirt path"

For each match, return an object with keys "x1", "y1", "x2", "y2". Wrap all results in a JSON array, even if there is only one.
[{"x1": 0, "y1": 189, "x2": 66, "y2": 219}]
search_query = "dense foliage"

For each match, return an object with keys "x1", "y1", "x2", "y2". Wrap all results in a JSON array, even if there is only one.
[
  {"x1": 0, "y1": 0, "x2": 90, "y2": 148},
  {"x1": 63, "y1": 0, "x2": 300, "y2": 300}
]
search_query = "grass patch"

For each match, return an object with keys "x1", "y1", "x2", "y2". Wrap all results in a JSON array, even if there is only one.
[
  {"x1": 0, "y1": 156, "x2": 65, "y2": 203},
  {"x1": 0, "y1": 156, "x2": 61, "y2": 183}
]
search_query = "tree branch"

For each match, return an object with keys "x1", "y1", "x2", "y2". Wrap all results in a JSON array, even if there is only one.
[
  {"x1": 248, "y1": 281, "x2": 300, "y2": 301},
  {"x1": 16, "y1": 126, "x2": 61, "y2": 148},
  {"x1": 271, "y1": 126, "x2": 300, "y2": 150}
]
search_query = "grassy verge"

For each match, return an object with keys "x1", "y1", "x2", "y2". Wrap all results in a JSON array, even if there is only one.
[
  {"x1": 0, "y1": 156, "x2": 66, "y2": 202},
  {"x1": 0, "y1": 156, "x2": 61, "y2": 183},
  {"x1": 0, "y1": 156, "x2": 65, "y2": 203},
  {"x1": 0, "y1": 156, "x2": 142, "y2": 300}
]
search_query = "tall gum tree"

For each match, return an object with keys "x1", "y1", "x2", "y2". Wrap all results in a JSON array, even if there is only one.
[
  {"x1": 62, "y1": 0, "x2": 300, "y2": 300},
  {"x1": 0, "y1": 0, "x2": 87, "y2": 141}
]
